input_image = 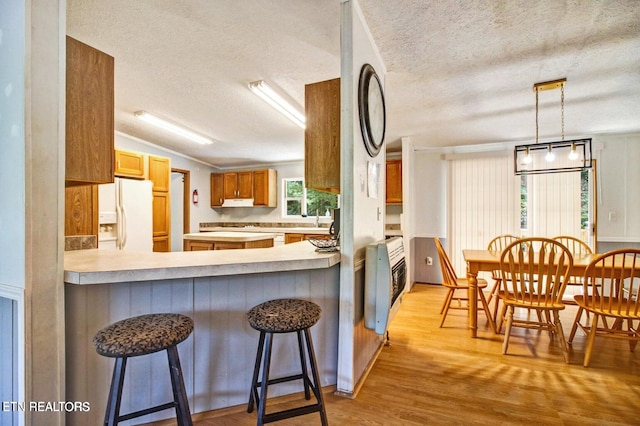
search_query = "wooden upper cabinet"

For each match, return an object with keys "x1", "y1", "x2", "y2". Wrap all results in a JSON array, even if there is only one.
[
  {"x1": 210, "y1": 173, "x2": 224, "y2": 207},
  {"x1": 253, "y1": 169, "x2": 277, "y2": 207},
  {"x1": 115, "y1": 149, "x2": 145, "y2": 179},
  {"x1": 305, "y1": 78, "x2": 340, "y2": 194},
  {"x1": 148, "y1": 155, "x2": 170, "y2": 192},
  {"x1": 65, "y1": 36, "x2": 115, "y2": 185},
  {"x1": 386, "y1": 159, "x2": 403, "y2": 205},
  {"x1": 224, "y1": 171, "x2": 253, "y2": 199}
]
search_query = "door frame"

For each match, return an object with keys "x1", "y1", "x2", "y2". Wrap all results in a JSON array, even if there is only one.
[{"x1": 171, "y1": 168, "x2": 190, "y2": 245}]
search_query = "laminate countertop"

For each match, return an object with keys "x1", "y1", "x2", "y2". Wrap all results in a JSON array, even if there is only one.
[
  {"x1": 64, "y1": 241, "x2": 340, "y2": 285},
  {"x1": 199, "y1": 226, "x2": 331, "y2": 234},
  {"x1": 183, "y1": 231, "x2": 278, "y2": 241}
]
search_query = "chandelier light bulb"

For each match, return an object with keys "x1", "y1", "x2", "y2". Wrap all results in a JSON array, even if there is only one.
[
  {"x1": 523, "y1": 147, "x2": 532, "y2": 164},
  {"x1": 545, "y1": 146, "x2": 555, "y2": 162},
  {"x1": 568, "y1": 144, "x2": 579, "y2": 160}
]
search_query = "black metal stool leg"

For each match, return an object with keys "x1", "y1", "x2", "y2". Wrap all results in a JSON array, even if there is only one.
[
  {"x1": 104, "y1": 356, "x2": 127, "y2": 426},
  {"x1": 167, "y1": 345, "x2": 193, "y2": 426},
  {"x1": 296, "y1": 330, "x2": 311, "y2": 400},
  {"x1": 248, "y1": 331, "x2": 266, "y2": 413},
  {"x1": 304, "y1": 329, "x2": 328, "y2": 426},
  {"x1": 257, "y1": 332, "x2": 274, "y2": 426}
]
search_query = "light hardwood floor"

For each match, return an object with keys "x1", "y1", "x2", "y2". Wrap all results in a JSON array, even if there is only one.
[{"x1": 150, "y1": 283, "x2": 640, "y2": 425}]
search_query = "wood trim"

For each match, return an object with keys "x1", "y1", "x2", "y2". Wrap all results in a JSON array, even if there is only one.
[{"x1": 172, "y1": 168, "x2": 190, "y2": 236}]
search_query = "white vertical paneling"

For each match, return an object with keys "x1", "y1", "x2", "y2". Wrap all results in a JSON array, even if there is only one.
[
  {"x1": 449, "y1": 154, "x2": 519, "y2": 274},
  {"x1": 352, "y1": 263, "x2": 383, "y2": 384},
  {"x1": 66, "y1": 269, "x2": 339, "y2": 425},
  {"x1": 530, "y1": 171, "x2": 581, "y2": 238},
  {"x1": 449, "y1": 153, "x2": 586, "y2": 278}
]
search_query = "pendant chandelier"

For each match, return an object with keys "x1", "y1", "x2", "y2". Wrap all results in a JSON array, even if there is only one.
[{"x1": 514, "y1": 78, "x2": 592, "y2": 175}]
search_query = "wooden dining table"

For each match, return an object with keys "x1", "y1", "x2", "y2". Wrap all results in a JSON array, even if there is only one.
[{"x1": 462, "y1": 249, "x2": 598, "y2": 338}]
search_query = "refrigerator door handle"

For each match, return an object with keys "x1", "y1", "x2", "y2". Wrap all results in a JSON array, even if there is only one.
[
  {"x1": 120, "y1": 204, "x2": 128, "y2": 249},
  {"x1": 115, "y1": 204, "x2": 122, "y2": 249}
]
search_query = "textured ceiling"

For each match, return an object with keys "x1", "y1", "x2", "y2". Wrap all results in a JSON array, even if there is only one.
[{"x1": 67, "y1": 0, "x2": 640, "y2": 168}]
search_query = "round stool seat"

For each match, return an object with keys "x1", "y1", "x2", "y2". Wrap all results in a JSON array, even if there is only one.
[
  {"x1": 93, "y1": 313, "x2": 193, "y2": 358},
  {"x1": 247, "y1": 299, "x2": 321, "y2": 333}
]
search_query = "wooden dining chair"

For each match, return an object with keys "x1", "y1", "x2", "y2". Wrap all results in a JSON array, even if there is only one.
[
  {"x1": 553, "y1": 235, "x2": 594, "y2": 328},
  {"x1": 498, "y1": 237, "x2": 573, "y2": 362},
  {"x1": 567, "y1": 249, "x2": 640, "y2": 367},
  {"x1": 486, "y1": 234, "x2": 518, "y2": 328},
  {"x1": 434, "y1": 238, "x2": 495, "y2": 332},
  {"x1": 552, "y1": 236, "x2": 592, "y2": 255}
]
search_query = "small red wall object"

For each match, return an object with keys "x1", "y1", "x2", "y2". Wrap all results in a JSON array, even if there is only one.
[{"x1": 192, "y1": 189, "x2": 198, "y2": 205}]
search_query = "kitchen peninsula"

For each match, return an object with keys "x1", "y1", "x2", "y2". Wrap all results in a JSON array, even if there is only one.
[
  {"x1": 183, "y1": 231, "x2": 278, "y2": 250},
  {"x1": 64, "y1": 242, "x2": 340, "y2": 425}
]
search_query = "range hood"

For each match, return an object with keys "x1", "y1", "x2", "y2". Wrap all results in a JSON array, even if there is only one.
[{"x1": 221, "y1": 198, "x2": 254, "y2": 207}]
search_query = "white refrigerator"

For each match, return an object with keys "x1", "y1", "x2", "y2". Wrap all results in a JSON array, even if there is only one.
[{"x1": 98, "y1": 177, "x2": 153, "y2": 251}]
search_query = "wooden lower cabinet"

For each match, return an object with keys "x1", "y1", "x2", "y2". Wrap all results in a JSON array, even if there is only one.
[
  {"x1": 185, "y1": 240, "x2": 214, "y2": 251},
  {"x1": 65, "y1": 184, "x2": 98, "y2": 236},
  {"x1": 284, "y1": 233, "x2": 327, "y2": 244},
  {"x1": 152, "y1": 191, "x2": 170, "y2": 251},
  {"x1": 153, "y1": 236, "x2": 170, "y2": 252},
  {"x1": 184, "y1": 238, "x2": 274, "y2": 251}
]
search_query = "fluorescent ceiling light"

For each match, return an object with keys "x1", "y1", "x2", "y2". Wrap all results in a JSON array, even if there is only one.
[
  {"x1": 248, "y1": 80, "x2": 306, "y2": 129},
  {"x1": 134, "y1": 111, "x2": 213, "y2": 145}
]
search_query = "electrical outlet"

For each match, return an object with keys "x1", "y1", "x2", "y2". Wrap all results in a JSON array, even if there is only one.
[{"x1": 426, "y1": 256, "x2": 433, "y2": 266}]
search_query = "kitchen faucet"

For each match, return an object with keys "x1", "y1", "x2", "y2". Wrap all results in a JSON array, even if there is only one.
[{"x1": 314, "y1": 209, "x2": 319, "y2": 227}]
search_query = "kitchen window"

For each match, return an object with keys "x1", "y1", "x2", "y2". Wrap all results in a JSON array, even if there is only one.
[{"x1": 283, "y1": 178, "x2": 339, "y2": 218}]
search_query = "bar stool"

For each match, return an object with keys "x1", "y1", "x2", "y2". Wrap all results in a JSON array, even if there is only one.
[
  {"x1": 247, "y1": 298, "x2": 328, "y2": 425},
  {"x1": 92, "y1": 313, "x2": 194, "y2": 426}
]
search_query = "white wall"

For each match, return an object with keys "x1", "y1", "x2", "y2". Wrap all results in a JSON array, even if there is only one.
[
  {"x1": 594, "y1": 133, "x2": 640, "y2": 244},
  {"x1": 0, "y1": 0, "x2": 26, "y2": 290},
  {"x1": 413, "y1": 151, "x2": 447, "y2": 238},
  {"x1": 3, "y1": 0, "x2": 66, "y2": 423},
  {"x1": 337, "y1": 0, "x2": 387, "y2": 395}
]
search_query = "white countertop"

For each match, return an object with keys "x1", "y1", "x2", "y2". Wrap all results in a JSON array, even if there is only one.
[
  {"x1": 184, "y1": 231, "x2": 278, "y2": 241},
  {"x1": 64, "y1": 241, "x2": 340, "y2": 285},
  {"x1": 199, "y1": 226, "x2": 331, "y2": 235}
]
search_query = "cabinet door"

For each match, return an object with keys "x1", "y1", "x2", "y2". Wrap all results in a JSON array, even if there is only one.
[
  {"x1": 65, "y1": 185, "x2": 98, "y2": 236},
  {"x1": 237, "y1": 171, "x2": 253, "y2": 199},
  {"x1": 210, "y1": 173, "x2": 224, "y2": 207},
  {"x1": 386, "y1": 159, "x2": 403, "y2": 204},
  {"x1": 185, "y1": 240, "x2": 214, "y2": 251},
  {"x1": 305, "y1": 78, "x2": 340, "y2": 194},
  {"x1": 153, "y1": 236, "x2": 170, "y2": 252},
  {"x1": 285, "y1": 233, "x2": 305, "y2": 244},
  {"x1": 152, "y1": 191, "x2": 170, "y2": 237},
  {"x1": 65, "y1": 36, "x2": 114, "y2": 184},
  {"x1": 223, "y1": 172, "x2": 239, "y2": 199},
  {"x1": 224, "y1": 171, "x2": 253, "y2": 199},
  {"x1": 252, "y1": 169, "x2": 276, "y2": 207},
  {"x1": 115, "y1": 150, "x2": 145, "y2": 179},
  {"x1": 148, "y1": 155, "x2": 170, "y2": 192}
]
